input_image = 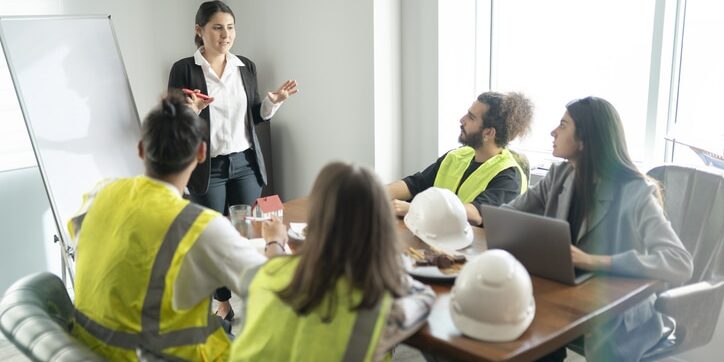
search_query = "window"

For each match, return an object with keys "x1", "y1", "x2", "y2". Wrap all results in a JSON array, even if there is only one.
[
  {"x1": 0, "y1": 0, "x2": 61, "y2": 171},
  {"x1": 670, "y1": 1, "x2": 724, "y2": 166},
  {"x1": 439, "y1": 0, "x2": 724, "y2": 170},
  {"x1": 490, "y1": 0, "x2": 659, "y2": 164}
]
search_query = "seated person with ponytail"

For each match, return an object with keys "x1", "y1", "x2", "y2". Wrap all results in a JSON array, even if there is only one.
[
  {"x1": 387, "y1": 91, "x2": 534, "y2": 225},
  {"x1": 67, "y1": 92, "x2": 287, "y2": 361},
  {"x1": 229, "y1": 162, "x2": 436, "y2": 362}
]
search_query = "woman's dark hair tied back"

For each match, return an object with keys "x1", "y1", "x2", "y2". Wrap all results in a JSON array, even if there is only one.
[
  {"x1": 141, "y1": 91, "x2": 207, "y2": 176},
  {"x1": 161, "y1": 99, "x2": 176, "y2": 118}
]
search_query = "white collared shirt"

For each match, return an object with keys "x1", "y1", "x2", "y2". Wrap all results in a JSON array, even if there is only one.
[
  {"x1": 194, "y1": 48, "x2": 281, "y2": 157},
  {"x1": 69, "y1": 176, "x2": 267, "y2": 310},
  {"x1": 131, "y1": 177, "x2": 267, "y2": 310}
]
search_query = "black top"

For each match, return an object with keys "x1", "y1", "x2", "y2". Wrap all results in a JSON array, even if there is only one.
[
  {"x1": 167, "y1": 54, "x2": 268, "y2": 194},
  {"x1": 402, "y1": 151, "x2": 522, "y2": 223},
  {"x1": 567, "y1": 186, "x2": 583, "y2": 244}
]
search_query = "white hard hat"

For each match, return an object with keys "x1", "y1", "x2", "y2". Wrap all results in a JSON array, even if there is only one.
[
  {"x1": 404, "y1": 187, "x2": 473, "y2": 251},
  {"x1": 450, "y1": 249, "x2": 535, "y2": 342}
]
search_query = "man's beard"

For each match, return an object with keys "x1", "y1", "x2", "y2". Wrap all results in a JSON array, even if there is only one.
[{"x1": 458, "y1": 126, "x2": 484, "y2": 149}]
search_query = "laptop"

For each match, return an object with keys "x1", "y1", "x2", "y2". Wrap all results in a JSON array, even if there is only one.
[{"x1": 480, "y1": 205, "x2": 594, "y2": 285}]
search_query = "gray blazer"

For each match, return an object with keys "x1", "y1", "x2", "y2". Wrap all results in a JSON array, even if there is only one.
[{"x1": 505, "y1": 162, "x2": 693, "y2": 361}]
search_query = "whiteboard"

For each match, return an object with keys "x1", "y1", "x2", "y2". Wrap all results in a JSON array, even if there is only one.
[{"x1": 0, "y1": 16, "x2": 143, "y2": 250}]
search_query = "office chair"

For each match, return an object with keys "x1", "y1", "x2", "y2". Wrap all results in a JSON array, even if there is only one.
[
  {"x1": 0, "y1": 272, "x2": 103, "y2": 362},
  {"x1": 509, "y1": 149, "x2": 531, "y2": 186},
  {"x1": 640, "y1": 165, "x2": 724, "y2": 360}
]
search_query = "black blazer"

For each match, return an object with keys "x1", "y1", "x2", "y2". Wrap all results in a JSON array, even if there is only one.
[{"x1": 168, "y1": 54, "x2": 268, "y2": 194}]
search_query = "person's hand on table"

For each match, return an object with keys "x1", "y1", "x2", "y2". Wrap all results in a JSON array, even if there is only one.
[
  {"x1": 391, "y1": 199, "x2": 410, "y2": 217},
  {"x1": 262, "y1": 217, "x2": 288, "y2": 257},
  {"x1": 267, "y1": 80, "x2": 298, "y2": 104},
  {"x1": 571, "y1": 245, "x2": 611, "y2": 271}
]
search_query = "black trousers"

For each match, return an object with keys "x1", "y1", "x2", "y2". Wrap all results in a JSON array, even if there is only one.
[{"x1": 190, "y1": 149, "x2": 262, "y2": 302}]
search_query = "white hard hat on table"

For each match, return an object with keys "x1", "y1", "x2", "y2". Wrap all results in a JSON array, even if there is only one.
[
  {"x1": 404, "y1": 187, "x2": 473, "y2": 252},
  {"x1": 450, "y1": 249, "x2": 535, "y2": 342}
]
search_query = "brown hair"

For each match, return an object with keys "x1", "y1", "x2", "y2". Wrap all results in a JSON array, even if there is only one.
[
  {"x1": 277, "y1": 162, "x2": 404, "y2": 320},
  {"x1": 194, "y1": 1, "x2": 235, "y2": 48},
  {"x1": 477, "y1": 91, "x2": 534, "y2": 147},
  {"x1": 565, "y1": 96, "x2": 661, "y2": 227}
]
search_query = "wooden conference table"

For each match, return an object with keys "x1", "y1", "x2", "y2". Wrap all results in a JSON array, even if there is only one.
[{"x1": 270, "y1": 198, "x2": 663, "y2": 362}]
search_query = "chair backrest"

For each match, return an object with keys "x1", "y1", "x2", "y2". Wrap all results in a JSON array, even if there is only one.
[
  {"x1": 0, "y1": 272, "x2": 103, "y2": 362},
  {"x1": 509, "y1": 149, "x2": 531, "y2": 186},
  {"x1": 647, "y1": 165, "x2": 724, "y2": 283}
]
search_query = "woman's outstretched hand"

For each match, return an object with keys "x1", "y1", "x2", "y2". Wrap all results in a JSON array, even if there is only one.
[{"x1": 268, "y1": 80, "x2": 298, "y2": 104}]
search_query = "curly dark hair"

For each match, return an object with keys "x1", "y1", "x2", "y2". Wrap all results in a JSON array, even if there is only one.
[{"x1": 477, "y1": 92, "x2": 534, "y2": 147}]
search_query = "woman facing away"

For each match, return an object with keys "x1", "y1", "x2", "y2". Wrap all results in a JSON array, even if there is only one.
[
  {"x1": 229, "y1": 162, "x2": 436, "y2": 362},
  {"x1": 69, "y1": 93, "x2": 287, "y2": 361},
  {"x1": 168, "y1": 0, "x2": 298, "y2": 321},
  {"x1": 505, "y1": 97, "x2": 693, "y2": 362}
]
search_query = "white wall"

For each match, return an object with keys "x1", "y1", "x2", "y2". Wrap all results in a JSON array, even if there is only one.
[
  {"x1": 438, "y1": 0, "x2": 477, "y2": 155},
  {"x1": 373, "y1": 0, "x2": 402, "y2": 184},
  {"x1": 61, "y1": 0, "x2": 204, "y2": 117},
  {"x1": 400, "y1": 0, "x2": 439, "y2": 175},
  {"x1": 0, "y1": 167, "x2": 58, "y2": 292},
  {"x1": 229, "y1": 0, "x2": 376, "y2": 199}
]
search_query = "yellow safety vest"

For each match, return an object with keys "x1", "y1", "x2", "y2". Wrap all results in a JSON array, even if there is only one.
[
  {"x1": 230, "y1": 257, "x2": 392, "y2": 362},
  {"x1": 433, "y1": 147, "x2": 528, "y2": 203},
  {"x1": 69, "y1": 176, "x2": 230, "y2": 361}
]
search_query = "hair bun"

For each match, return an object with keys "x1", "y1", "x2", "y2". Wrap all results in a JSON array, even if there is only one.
[{"x1": 162, "y1": 99, "x2": 177, "y2": 117}]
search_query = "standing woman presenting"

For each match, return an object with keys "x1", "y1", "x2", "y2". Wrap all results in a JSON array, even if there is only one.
[{"x1": 168, "y1": 0, "x2": 297, "y2": 321}]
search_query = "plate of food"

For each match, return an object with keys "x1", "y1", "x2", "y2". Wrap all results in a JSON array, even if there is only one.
[{"x1": 402, "y1": 247, "x2": 467, "y2": 280}]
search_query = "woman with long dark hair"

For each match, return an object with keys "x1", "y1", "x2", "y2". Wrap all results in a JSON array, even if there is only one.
[
  {"x1": 505, "y1": 97, "x2": 693, "y2": 361},
  {"x1": 168, "y1": 0, "x2": 297, "y2": 320},
  {"x1": 229, "y1": 162, "x2": 435, "y2": 361}
]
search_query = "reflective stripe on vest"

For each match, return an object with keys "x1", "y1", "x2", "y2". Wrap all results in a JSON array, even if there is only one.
[
  {"x1": 342, "y1": 300, "x2": 386, "y2": 362},
  {"x1": 72, "y1": 177, "x2": 228, "y2": 360},
  {"x1": 75, "y1": 203, "x2": 220, "y2": 350},
  {"x1": 230, "y1": 257, "x2": 392, "y2": 362},
  {"x1": 434, "y1": 147, "x2": 527, "y2": 203}
]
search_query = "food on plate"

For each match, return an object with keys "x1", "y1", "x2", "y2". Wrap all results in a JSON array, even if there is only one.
[{"x1": 405, "y1": 247, "x2": 466, "y2": 275}]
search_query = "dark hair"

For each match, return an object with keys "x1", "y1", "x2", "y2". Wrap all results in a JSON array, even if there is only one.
[
  {"x1": 565, "y1": 96, "x2": 655, "y2": 226},
  {"x1": 477, "y1": 91, "x2": 534, "y2": 147},
  {"x1": 277, "y1": 162, "x2": 404, "y2": 321},
  {"x1": 142, "y1": 91, "x2": 207, "y2": 176},
  {"x1": 194, "y1": 1, "x2": 235, "y2": 48}
]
